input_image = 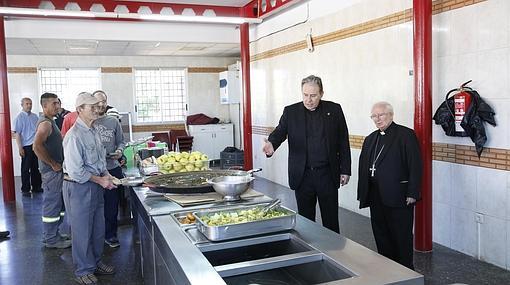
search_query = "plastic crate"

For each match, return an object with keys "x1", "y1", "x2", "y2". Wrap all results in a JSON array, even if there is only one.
[{"x1": 220, "y1": 150, "x2": 244, "y2": 169}]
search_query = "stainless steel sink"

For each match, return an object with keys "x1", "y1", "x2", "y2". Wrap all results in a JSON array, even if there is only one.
[
  {"x1": 222, "y1": 256, "x2": 354, "y2": 284},
  {"x1": 192, "y1": 232, "x2": 356, "y2": 284},
  {"x1": 201, "y1": 235, "x2": 313, "y2": 266}
]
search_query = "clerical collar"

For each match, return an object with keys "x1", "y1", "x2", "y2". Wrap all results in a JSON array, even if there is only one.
[
  {"x1": 304, "y1": 101, "x2": 322, "y2": 112},
  {"x1": 378, "y1": 121, "x2": 395, "y2": 136}
]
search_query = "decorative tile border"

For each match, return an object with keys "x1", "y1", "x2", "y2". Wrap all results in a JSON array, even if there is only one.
[
  {"x1": 433, "y1": 143, "x2": 510, "y2": 171},
  {"x1": 188, "y1": 67, "x2": 228, "y2": 73},
  {"x1": 8, "y1": 67, "x2": 228, "y2": 74},
  {"x1": 252, "y1": 125, "x2": 509, "y2": 171},
  {"x1": 101, "y1": 67, "x2": 133, "y2": 73},
  {"x1": 251, "y1": 0, "x2": 487, "y2": 62},
  {"x1": 7, "y1": 67, "x2": 37, "y2": 73},
  {"x1": 132, "y1": 123, "x2": 185, "y2": 133}
]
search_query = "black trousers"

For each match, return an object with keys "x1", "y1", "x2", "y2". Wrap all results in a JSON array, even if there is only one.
[
  {"x1": 104, "y1": 166, "x2": 124, "y2": 240},
  {"x1": 295, "y1": 167, "x2": 339, "y2": 233},
  {"x1": 369, "y1": 182, "x2": 415, "y2": 269},
  {"x1": 21, "y1": 145, "x2": 41, "y2": 193}
]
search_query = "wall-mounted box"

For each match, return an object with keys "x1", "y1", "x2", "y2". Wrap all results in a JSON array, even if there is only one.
[{"x1": 219, "y1": 70, "x2": 240, "y2": 104}]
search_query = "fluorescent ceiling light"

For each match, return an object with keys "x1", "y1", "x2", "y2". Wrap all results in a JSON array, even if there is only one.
[
  {"x1": 0, "y1": 7, "x2": 262, "y2": 24},
  {"x1": 0, "y1": 7, "x2": 95, "y2": 18},
  {"x1": 135, "y1": 14, "x2": 261, "y2": 24}
]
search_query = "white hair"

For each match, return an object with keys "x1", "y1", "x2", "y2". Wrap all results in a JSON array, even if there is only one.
[{"x1": 372, "y1": 101, "x2": 394, "y2": 115}]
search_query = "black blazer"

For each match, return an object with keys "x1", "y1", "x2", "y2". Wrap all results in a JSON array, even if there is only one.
[
  {"x1": 268, "y1": 101, "x2": 351, "y2": 190},
  {"x1": 357, "y1": 122, "x2": 422, "y2": 208}
]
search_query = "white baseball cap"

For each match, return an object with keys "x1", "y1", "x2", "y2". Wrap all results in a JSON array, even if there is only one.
[{"x1": 75, "y1": 92, "x2": 100, "y2": 108}]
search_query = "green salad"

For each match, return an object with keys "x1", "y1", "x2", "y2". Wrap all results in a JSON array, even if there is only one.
[{"x1": 200, "y1": 208, "x2": 288, "y2": 226}]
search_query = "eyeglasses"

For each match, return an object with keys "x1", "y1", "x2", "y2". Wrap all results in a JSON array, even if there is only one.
[{"x1": 370, "y1": 113, "x2": 388, "y2": 120}]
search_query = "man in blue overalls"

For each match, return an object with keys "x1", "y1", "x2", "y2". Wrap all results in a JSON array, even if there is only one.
[
  {"x1": 63, "y1": 92, "x2": 117, "y2": 285},
  {"x1": 33, "y1": 92, "x2": 71, "y2": 249}
]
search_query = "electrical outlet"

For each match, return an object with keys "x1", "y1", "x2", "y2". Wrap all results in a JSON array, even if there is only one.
[{"x1": 475, "y1": 213, "x2": 484, "y2": 224}]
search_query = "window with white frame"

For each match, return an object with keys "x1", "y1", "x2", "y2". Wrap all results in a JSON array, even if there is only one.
[
  {"x1": 134, "y1": 68, "x2": 187, "y2": 123},
  {"x1": 39, "y1": 68, "x2": 101, "y2": 110}
]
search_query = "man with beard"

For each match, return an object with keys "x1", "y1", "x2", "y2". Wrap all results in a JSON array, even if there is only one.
[
  {"x1": 63, "y1": 92, "x2": 117, "y2": 284},
  {"x1": 92, "y1": 90, "x2": 125, "y2": 248},
  {"x1": 33, "y1": 92, "x2": 71, "y2": 249}
]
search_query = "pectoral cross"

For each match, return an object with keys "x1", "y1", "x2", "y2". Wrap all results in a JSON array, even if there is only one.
[{"x1": 369, "y1": 164, "x2": 376, "y2": 177}]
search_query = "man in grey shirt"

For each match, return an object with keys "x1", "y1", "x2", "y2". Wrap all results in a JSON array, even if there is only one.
[
  {"x1": 63, "y1": 92, "x2": 117, "y2": 284},
  {"x1": 93, "y1": 90, "x2": 125, "y2": 248},
  {"x1": 33, "y1": 92, "x2": 71, "y2": 249}
]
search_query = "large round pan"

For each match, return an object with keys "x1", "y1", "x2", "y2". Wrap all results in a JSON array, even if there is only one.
[{"x1": 143, "y1": 168, "x2": 261, "y2": 194}]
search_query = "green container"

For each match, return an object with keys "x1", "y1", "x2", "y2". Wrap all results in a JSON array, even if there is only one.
[{"x1": 123, "y1": 142, "x2": 168, "y2": 168}]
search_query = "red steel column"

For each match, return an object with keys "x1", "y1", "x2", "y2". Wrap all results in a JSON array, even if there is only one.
[
  {"x1": 240, "y1": 23, "x2": 253, "y2": 170},
  {"x1": 413, "y1": 0, "x2": 432, "y2": 251},
  {"x1": 0, "y1": 17, "x2": 15, "y2": 202}
]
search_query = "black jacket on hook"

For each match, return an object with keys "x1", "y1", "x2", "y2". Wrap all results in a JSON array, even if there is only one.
[{"x1": 433, "y1": 89, "x2": 496, "y2": 156}]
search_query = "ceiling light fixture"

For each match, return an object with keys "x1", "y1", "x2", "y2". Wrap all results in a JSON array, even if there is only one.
[
  {"x1": 0, "y1": 7, "x2": 96, "y2": 18},
  {"x1": 0, "y1": 7, "x2": 262, "y2": 24},
  {"x1": 134, "y1": 14, "x2": 261, "y2": 24}
]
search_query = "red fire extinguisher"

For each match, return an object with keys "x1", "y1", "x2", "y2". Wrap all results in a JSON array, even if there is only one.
[{"x1": 446, "y1": 80, "x2": 472, "y2": 133}]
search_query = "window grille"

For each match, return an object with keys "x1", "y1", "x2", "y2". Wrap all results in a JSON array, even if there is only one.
[
  {"x1": 39, "y1": 68, "x2": 101, "y2": 110},
  {"x1": 134, "y1": 68, "x2": 187, "y2": 123}
]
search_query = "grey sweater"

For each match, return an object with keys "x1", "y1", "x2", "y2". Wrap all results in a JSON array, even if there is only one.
[{"x1": 94, "y1": 115, "x2": 125, "y2": 170}]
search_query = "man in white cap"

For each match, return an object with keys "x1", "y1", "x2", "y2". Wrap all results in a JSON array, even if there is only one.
[{"x1": 63, "y1": 92, "x2": 117, "y2": 284}]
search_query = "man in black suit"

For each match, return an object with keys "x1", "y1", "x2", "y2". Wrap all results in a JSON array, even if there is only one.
[
  {"x1": 357, "y1": 101, "x2": 422, "y2": 269},
  {"x1": 263, "y1": 75, "x2": 351, "y2": 233}
]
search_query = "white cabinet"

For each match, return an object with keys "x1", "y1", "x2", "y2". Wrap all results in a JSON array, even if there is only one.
[{"x1": 189, "y1": 124, "x2": 234, "y2": 160}]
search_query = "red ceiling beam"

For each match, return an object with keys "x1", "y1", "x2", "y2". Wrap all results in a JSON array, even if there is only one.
[{"x1": 0, "y1": 0, "x2": 247, "y2": 17}]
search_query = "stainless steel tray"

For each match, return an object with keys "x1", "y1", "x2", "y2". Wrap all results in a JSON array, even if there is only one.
[
  {"x1": 193, "y1": 203, "x2": 296, "y2": 241},
  {"x1": 171, "y1": 211, "x2": 198, "y2": 227}
]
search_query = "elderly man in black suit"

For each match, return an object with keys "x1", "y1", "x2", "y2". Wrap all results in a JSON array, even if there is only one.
[
  {"x1": 263, "y1": 75, "x2": 351, "y2": 233},
  {"x1": 357, "y1": 101, "x2": 422, "y2": 269}
]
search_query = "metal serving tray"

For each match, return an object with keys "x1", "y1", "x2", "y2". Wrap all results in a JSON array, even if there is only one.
[
  {"x1": 193, "y1": 203, "x2": 296, "y2": 241},
  {"x1": 171, "y1": 211, "x2": 198, "y2": 227}
]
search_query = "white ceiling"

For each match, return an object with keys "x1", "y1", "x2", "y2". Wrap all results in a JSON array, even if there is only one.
[
  {"x1": 117, "y1": 0, "x2": 253, "y2": 7},
  {"x1": 5, "y1": 1, "x2": 256, "y2": 56},
  {"x1": 6, "y1": 38, "x2": 241, "y2": 56}
]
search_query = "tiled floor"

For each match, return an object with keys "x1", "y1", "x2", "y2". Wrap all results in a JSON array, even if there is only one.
[{"x1": 1, "y1": 176, "x2": 509, "y2": 285}]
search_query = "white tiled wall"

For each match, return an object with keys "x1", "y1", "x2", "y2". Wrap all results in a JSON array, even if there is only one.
[{"x1": 251, "y1": 0, "x2": 510, "y2": 270}]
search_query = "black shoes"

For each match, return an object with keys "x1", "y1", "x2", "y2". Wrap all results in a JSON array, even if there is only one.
[
  {"x1": 105, "y1": 237, "x2": 120, "y2": 248},
  {"x1": 0, "y1": 231, "x2": 10, "y2": 239}
]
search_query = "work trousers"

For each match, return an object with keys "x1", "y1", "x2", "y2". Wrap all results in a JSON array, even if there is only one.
[
  {"x1": 295, "y1": 167, "x2": 340, "y2": 233},
  {"x1": 104, "y1": 166, "x2": 124, "y2": 240},
  {"x1": 369, "y1": 182, "x2": 415, "y2": 269},
  {"x1": 41, "y1": 170, "x2": 66, "y2": 244},
  {"x1": 21, "y1": 145, "x2": 41, "y2": 193},
  {"x1": 66, "y1": 180, "x2": 105, "y2": 277}
]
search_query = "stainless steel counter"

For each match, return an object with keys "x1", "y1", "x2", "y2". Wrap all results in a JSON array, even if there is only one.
[{"x1": 131, "y1": 186, "x2": 424, "y2": 285}]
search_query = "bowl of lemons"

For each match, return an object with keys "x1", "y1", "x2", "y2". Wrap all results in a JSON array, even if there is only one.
[{"x1": 156, "y1": 151, "x2": 209, "y2": 174}]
